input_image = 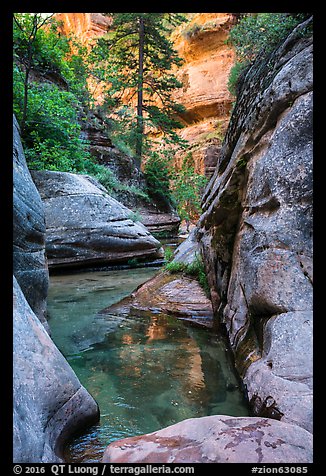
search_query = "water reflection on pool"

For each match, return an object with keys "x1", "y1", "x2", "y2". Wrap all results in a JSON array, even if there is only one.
[{"x1": 47, "y1": 268, "x2": 249, "y2": 463}]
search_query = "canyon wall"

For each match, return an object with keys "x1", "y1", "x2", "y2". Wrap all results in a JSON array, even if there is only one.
[
  {"x1": 197, "y1": 17, "x2": 313, "y2": 432},
  {"x1": 55, "y1": 13, "x2": 111, "y2": 43},
  {"x1": 13, "y1": 116, "x2": 100, "y2": 462},
  {"x1": 172, "y1": 13, "x2": 236, "y2": 178},
  {"x1": 100, "y1": 16, "x2": 314, "y2": 464},
  {"x1": 55, "y1": 12, "x2": 235, "y2": 181},
  {"x1": 13, "y1": 115, "x2": 49, "y2": 327}
]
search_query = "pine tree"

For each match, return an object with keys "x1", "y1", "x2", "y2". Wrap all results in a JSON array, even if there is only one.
[{"x1": 90, "y1": 13, "x2": 187, "y2": 166}]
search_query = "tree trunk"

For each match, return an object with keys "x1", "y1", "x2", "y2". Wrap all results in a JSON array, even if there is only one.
[
  {"x1": 136, "y1": 15, "x2": 145, "y2": 167},
  {"x1": 21, "y1": 66, "x2": 30, "y2": 135}
]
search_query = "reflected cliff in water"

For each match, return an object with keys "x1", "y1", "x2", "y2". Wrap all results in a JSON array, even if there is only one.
[{"x1": 47, "y1": 268, "x2": 249, "y2": 463}]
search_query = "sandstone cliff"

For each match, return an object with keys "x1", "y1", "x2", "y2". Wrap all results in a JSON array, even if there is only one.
[
  {"x1": 55, "y1": 13, "x2": 111, "y2": 43},
  {"x1": 172, "y1": 13, "x2": 236, "y2": 178},
  {"x1": 197, "y1": 17, "x2": 313, "y2": 432}
]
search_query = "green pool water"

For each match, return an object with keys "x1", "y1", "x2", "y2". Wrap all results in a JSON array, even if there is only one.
[{"x1": 47, "y1": 267, "x2": 249, "y2": 463}]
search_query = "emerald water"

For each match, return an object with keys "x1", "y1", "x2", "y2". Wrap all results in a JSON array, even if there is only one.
[{"x1": 47, "y1": 267, "x2": 249, "y2": 463}]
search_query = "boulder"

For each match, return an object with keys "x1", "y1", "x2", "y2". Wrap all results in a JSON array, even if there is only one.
[
  {"x1": 102, "y1": 415, "x2": 313, "y2": 463},
  {"x1": 101, "y1": 271, "x2": 213, "y2": 329},
  {"x1": 137, "y1": 207, "x2": 181, "y2": 237},
  {"x1": 197, "y1": 18, "x2": 313, "y2": 432},
  {"x1": 31, "y1": 170, "x2": 163, "y2": 269},
  {"x1": 13, "y1": 115, "x2": 49, "y2": 325},
  {"x1": 13, "y1": 276, "x2": 99, "y2": 463},
  {"x1": 173, "y1": 229, "x2": 201, "y2": 265}
]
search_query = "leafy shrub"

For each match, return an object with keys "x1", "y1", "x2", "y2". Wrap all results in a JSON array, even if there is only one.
[
  {"x1": 165, "y1": 254, "x2": 209, "y2": 296},
  {"x1": 164, "y1": 247, "x2": 175, "y2": 263},
  {"x1": 227, "y1": 13, "x2": 310, "y2": 96},
  {"x1": 171, "y1": 153, "x2": 208, "y2": 222},
  {"x1": 144, "y1": 150, "x2": 174, "y2": 204},
  {"x1": 88, "y1": 164, "x2": 121, "y2": 192},
  {"x1": 13, "y1": 77, "x2": 92, "y2": 172},
  {"x1": 127, "y1": 210, "x2": 143, "y2": 223},
  {"x1": 181, "y1": 22, "x2": 201, "y2": 39},
  {"x1": 227, "y1": 61, "x2": 250, "y2": 97}
]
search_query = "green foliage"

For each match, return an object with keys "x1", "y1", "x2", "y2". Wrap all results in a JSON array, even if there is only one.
[
  {"x1": 181, "y1": 18, "x2": 220, "y2": 40},
  {"x1": 89, "y1": 13, "x2": 188, "y2": 159},
  {"x1": 87, "y1": 163, "x2": 121, "y2": 192},
  {"x1": 171, "y1": 153, "x2": 208, "y2": 222},
  {"x1": 227, "y1": 61, "x2": 250, "y2": 97},
  {"x1": 13, "y1": 13, "x2": 95, "y2": 174},
  {"x1": 14, "y1": 78, "x2": 91, "y2": 172},
  {"x1": 13, "y1": 14, "x2": 68, "y2": 74},
  {"x1": 227, "y1": 13, "x2": 310, "y2": 96},
  {"x1": 127, "y1": 257, "x2": 140, "y2": 267},
  {"x1": 164, "y1": 247, "x2": 175, "y2": 263},
  {"x1": 181, "y1": 22, "x2": 201, "y2": 39},
  {"x1": 119, "y1": 184, "x2": 151, "y2": 202},
  {"x1": 13, "y1": 13, "x2": 91, "y2": 106},
  {"x1": 165, "y1": 254, "x2": 209, "y2": 296},
  {"x1": 143, "y1": 149, "x2": 174, "y2": 204},
  {"x1": 127, "y1": 210, "x2": 143, "y2": 223}
]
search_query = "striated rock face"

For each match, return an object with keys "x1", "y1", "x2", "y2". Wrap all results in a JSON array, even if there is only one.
[
  {"x1": 102, "y1": 415, "x2": 313, "y2": 463},
  {"x1": 13, "y1": 276, "x2": 99, "y2": 463},
  {"x1": 55, "y1": 13, "x2": 111, "y2": 43},
  {"x1": 173, "y1": 13, "x2": 235, "y2": 124},
  {"x1": 197, "y1": 18, "x2": 313, "y2": 432},
  {"x1": 31, "y1": 170, "x2": 163, "y2": 269},
  {"x1": 13, "y1": 115, "x2": 49, "y2": 326},
  {"x1": 172, "y1": 13, "x2": 236, "y2": 178},
  {"x1": 138, "y1": 208, "x2": 181, "y2": 236}
]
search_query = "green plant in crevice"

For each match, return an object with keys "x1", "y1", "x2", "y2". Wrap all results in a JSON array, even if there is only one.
[
  {"x1": 127, "y1": 210, "x2": 143, "y2": 223},
  {"x1": 164, "y1": 247, "x2": 175, "y2": 263},
  {"x1": 165, "y1": 253, "x2": 209, "y2": 296},
  {"x1": 227, "y1": 13, "x2": 311, "y2": 96}
]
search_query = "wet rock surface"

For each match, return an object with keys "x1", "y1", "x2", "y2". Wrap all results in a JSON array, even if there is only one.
[
  {"x1": 31, "y1": 170, "x2": 163, "y2": 269},
  {"x1": 102, "y1": 415, "x2": 313, "y2": 463}
]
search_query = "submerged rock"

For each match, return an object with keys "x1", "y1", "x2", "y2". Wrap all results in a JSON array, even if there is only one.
[
  {"x1": 13, "y1": 115, "x2": 49, "y2": 325},
  {"x1": 101, "y1": 415, "x2": 313, "y2": 463},
  {"x1": 31, "y1": 170, "x2": 163, "y2": 269},
  {"x1": 13, "y1": 276, "x2": 99, "y2": 463}
]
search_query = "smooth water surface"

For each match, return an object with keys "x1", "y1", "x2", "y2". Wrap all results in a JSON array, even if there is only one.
[{"x1": 47, "y1": 268, "x2": 249, "y2": 463}]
